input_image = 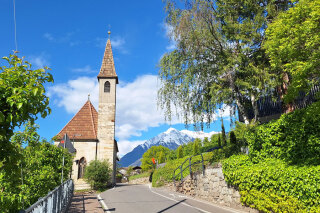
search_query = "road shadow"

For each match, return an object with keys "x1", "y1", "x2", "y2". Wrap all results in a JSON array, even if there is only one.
[{"x1": 157, "y1": 199, "x2": 186, "y2": 213}]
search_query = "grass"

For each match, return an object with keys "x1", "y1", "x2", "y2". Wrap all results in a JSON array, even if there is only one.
[{"x1": 128, "y1": 172, "x2": 151, "y2": 181}]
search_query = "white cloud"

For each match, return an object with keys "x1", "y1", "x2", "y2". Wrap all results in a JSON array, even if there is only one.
[
  {"x1": 48, "y1": 74, "x2": 231, "y2": 155},
  {"x1": 43, "y1": 32, "x2": 79, "y2": 47},
  {"x1": 44, "y1": 33, "x2": 54, "y2": 41},
  {"x1": 29, "y1": 53, "x2": 50, "y2": 69},
  {"x1": 117, "y1": 140, "x2": 146, "y2": 157},
  {"x1": 71, "y1": 65, "x2": 97, "y2": 73},
  {"x1": 47, "y1": 77, "x2": 99, "y2": 113},
  {"x1": 163, "y1": 23, "x2": 177, "y2": 51},
  {"x1": 96, "y1": 36, "x2": 128, "y2": 54}
]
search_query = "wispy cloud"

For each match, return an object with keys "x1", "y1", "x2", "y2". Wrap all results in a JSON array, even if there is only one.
[
  {"x1": 28, "y1": 53, "x2": 50, "y2": 69},
  {"x1": 95, "y1": 36, "x2": 128, "y2": 54},
  {"x1": 162, "y1": 23, "x2": 177, "y2": 51},
  {"x1": 48, "y1": 74, "x2": 231, "y2": 155},
  {"x1": 43, "y1": 32, "x2": 79, "y2": 47},
  {"x1": 71, "y1": 65, "x2": 97, "y2": 74}
]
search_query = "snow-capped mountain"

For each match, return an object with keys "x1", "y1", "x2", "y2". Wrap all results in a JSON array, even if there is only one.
[{"x1": 119, "y1": 128, "x2": 217, "y2": 167}]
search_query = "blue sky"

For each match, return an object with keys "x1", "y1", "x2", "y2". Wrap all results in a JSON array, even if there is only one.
[{"x1": 1, "y1": 0, "x2": 233, "y2": 156}]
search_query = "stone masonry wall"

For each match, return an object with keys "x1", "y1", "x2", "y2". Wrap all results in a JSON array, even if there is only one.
[
  {"x1": 175, "y1": 166, "x2": 257, "y2": 212},
  {"x1": 128, "y1": 177, "x2": 149, "y2": 185}
]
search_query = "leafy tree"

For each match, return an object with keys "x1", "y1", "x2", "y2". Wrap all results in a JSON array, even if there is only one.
[
  {"x1": 193, "y1": 139, "x2": 200, "y2": 155},
  {"x1": 0, "y1": 123, "x2": 72, "y2": 212},
  {"x1": 183, "y1": 141, "x2": 194, "y2": 156},
  {"x1": 168, "y1": 149, "x2": 177, "y2": 161},
  {"x1": 264, "y1": 0, "x2": 320, "y2": 103},
  {"x1": 202, "y1": 137, "x2": 209, "y2": 147},
  {"x1": 0, "y1": 54, "x2": 54, "y2": 212},
  {"x1": 141, "y1": 146, "x2": 170, "y2": 171},
  {"x1": 218, "y1": 134, "x2": 222, "y2": 147},
  {"x1": 84, "y1": 160, "x2": 112, "y2": 190},
  {"x1": 229, "y1": 131, "x2": 239, "y2": 153},
  {"x1": 127, "y1": 166, "x2": 133, "y2": 176},
  {"x1": 221, "y1": 121, "x2": 227, "y2": 146},
  {"x1": 159, "y1": 151, "x2": 165, "y2": 164},
  {"x1": 0, "y1": 54, "x2": 53, "y2": 150},
  {"x1": 158, "y1": 0, "x2": 293, "y2": 125},
  {"x1": 176, "y1": 145, "x2": 183, "y2": 159}
]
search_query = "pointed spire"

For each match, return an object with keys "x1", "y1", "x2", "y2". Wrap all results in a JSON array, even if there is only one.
[{"x1": 98, "y1": 35, "x2": 118, "y2": 83}]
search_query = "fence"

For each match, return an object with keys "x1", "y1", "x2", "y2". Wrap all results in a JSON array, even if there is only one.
[
  {"x1": 20, "y1": 179, "x2": 74, "y2": 213},
  {"x1": 173, "y1": 153, "x2": 205, "y2": 186}
]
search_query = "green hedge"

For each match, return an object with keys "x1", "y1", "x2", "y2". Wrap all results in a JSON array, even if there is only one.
[
  {"x1": 223, "y1": 155, "x2": 320, "y2": 212},
  {"x1": 246, "y1": 101, "x2": 320, "y2": 165},
  {"x1": 152, "y1": 152, "x2": 213, "y2": 187}
]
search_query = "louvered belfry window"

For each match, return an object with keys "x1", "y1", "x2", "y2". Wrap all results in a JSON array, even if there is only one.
[{"x1": 104, "y1": 81, "x2": 110, "y2": 93}]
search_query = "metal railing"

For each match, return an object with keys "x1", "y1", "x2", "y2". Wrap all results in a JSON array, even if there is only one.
[
  {"x1": 173, "y1": 153, "x2": 205, "y2": 186},
  {"x1": 20, "y1": 179, "x2": 74, "y2": 213}
]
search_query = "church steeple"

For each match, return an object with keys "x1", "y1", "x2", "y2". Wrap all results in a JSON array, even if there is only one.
[{"x1": 98, "y1": 36, "x2": 118, "y2": 84}]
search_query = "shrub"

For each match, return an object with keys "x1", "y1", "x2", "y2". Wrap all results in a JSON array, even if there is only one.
[
  {"x1": 152, "y1": 152, "x2": 213, "y2": 187},
  {"x1": 245, "y1": 101, "x2": 320, "y2": 165},
  {"x1": 223, "y1": 155, "x2": 320, "y2": 211},
  {"x1": 84, "y1": 160, "x2": 112, "y2": 190},
  {"x1": 141, "y1": 146, "x2": 170, "y2": 171}
]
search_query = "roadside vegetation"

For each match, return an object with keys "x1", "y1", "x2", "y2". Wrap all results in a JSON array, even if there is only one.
[
  {"x1": 128, "y1": 172, "x2": 151, "y2": 181},
  {"x1": 0, "y1": 54, "x2": 73, "y2": 212},
  {"x1": 153, "y1": 0, "x2": 320, "y2": 212},
  {"x1": 84, "y1": 160, "x2": 112, "y2": 190}
]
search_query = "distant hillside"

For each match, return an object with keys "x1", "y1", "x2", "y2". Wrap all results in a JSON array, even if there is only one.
[{"x1": 119, "y1": 128, "x2": 217, "y2": 167}]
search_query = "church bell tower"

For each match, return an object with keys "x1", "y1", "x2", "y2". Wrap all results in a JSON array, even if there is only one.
[{"x1": 97, "y1": 31, "x2": 118, "y2": 184}]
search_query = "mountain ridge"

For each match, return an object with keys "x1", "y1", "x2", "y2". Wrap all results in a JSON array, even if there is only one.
[{"x1": 119, "y1": 128, "x2": 217, "y2": 167}]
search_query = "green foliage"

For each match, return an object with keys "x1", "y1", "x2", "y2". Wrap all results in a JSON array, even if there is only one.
[
  {"x1": 265, "y1": 0, "x2": 320, "y2": 102},
  {"x1": 159, "y1": 151, "x2": 165, "y2": 164},
  {"x1": 229, "y1": 131, "x2": 240, "y2": 153},
  {"x1": 202, "y1": 137, "x2": 209, "y2": 147},
  {"x1": 128, "y1": 172, "x2": 151, "y2": 181},
  {"x1": 246, "y1": 101, "x2": 320, "y2": 165},
  {"x1": 158, "y1": 0, "x2": 292, "y2": 125},
  {"x1": 127, "y1": 166, "x2": 133, "y2": 176},
  {"x1": 0, "y1": 123, "x2": 72, "y2": 212},
  {"x1": 0, "y1": 54, "x2": 53, "y2": 146},
  {"x1": 232, "y1": 121, "x2": 257, "y2": 147},
  {"x1": 176, "y1": 145, "x2": 183, "y2": 159},
  {"x1": 223, "y1": 155, "x2": 320, "y2": 212},
  {"x1": 192, "y1": 139, "x2": 200, "y2": 155},
  {"x1": 221, "y1": 122, "x2": 227, "y2": 146},
  {"x1": 152, "y1": 152, "x2": 213, "y2": 187},
  {"x1": 141, "y1": 146, "x2": 170, "y2": 171},
  {"x1": 0, "y1": 53, "x2": 54, "y2": 211},
  {"x1": 84, "y1": 160, "x2": 112, "y2": 190},
  {"x1": 218, "y1": 134, "x2": 221, "y2": 147}
]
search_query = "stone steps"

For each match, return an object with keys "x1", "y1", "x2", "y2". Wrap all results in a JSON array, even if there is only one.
[{"x1": 74, "y1": 179, "x2": 91, "y2": 190}]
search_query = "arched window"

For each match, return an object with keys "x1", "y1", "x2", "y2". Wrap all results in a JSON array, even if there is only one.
[
  {"x1": 104, "y1": 81, "x2": 110, "y2": 93},
  {"x1": 78, "y1": 157, "x2": 87, "y2": 179}
]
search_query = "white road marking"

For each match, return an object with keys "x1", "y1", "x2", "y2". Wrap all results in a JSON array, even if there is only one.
[
  {"x1": 148, "y1": 184, "x2": 211, "y2": 213},
  {"x1": 148, "y1": 184, "x2": 244, "y2": 213},
  {"x1": 97, "y1": 194, "x2": 110, "y2": 213}
]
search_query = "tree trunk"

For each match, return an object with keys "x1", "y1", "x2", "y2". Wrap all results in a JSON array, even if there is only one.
[
  {"x1": 277, "y1": 72, "x2": 294, "y2": 113},
  {"x1": 250, "y1": 93, "x2": 259, "y2": 122},
  {"x1": 236, "y1": 98, "x2": 250, "y2": 124}
]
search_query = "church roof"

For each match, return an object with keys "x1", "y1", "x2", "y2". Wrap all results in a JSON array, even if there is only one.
[
  {"x1": 98, "y1": 39, "x2": 118, "y2": 83},
  {"x1": 56, "y1": 100, "x2": 98, "y2": 140}
]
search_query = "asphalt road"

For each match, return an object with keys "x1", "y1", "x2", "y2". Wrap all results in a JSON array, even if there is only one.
[{"x1": 99, "y1": 184, "x2": 242, "y2": 213}]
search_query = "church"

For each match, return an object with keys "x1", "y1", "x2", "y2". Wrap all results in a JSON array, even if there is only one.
[{"x1": 55, "y1": 33, "x2": 119, "y2": 187}]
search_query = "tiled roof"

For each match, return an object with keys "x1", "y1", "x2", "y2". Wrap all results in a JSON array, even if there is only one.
[
  {"x1": 56, "y1": 100, "x2": 98, "y2": 140},
  {"x1": 98, "y1": 39, "x2": 118, "y2": 83}
]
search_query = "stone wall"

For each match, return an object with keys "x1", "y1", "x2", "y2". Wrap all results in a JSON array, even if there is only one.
[
  {"x1": 128, "y1": 177, "x2": 149, "y2": 185},
  {"x1": 174, "y1": 166, "x2": 257, "y2": 212}
]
